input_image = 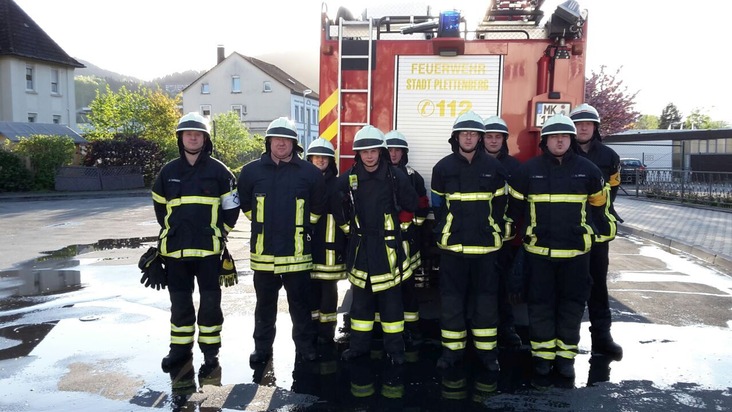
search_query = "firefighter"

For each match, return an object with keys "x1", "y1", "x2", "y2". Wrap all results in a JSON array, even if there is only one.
[
  {"x1": 237, "y1": 117, "x2": 326, "y2": 364},
  {"x1": 306, "y1": 137, "x2": 347, "y2": 344},
  {"x1": 482, "y1": 115, "x2": 523, "y2": 348},
  {"x1": 152, "y1": 112, "x2": 240, "y2": 376},
  {"x1": 570, "y1": 103, "x2": 624, "y2": 360},
  {"x1": 385, "y1": 130, "x2": 430, "y2": 346},
  {"x1": 332, "y1": 125, "x2": 418, "y2": 365},
  {"x1": 507, "y1": 114, "x2": 608, "y2": 387},
  {"x1": 431, "y1": 111, "x2": 508, "y2": 371}
]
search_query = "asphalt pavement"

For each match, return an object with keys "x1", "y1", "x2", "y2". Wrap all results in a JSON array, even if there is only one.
[{"x1": 614, "y1": 192, "x2": 732, "y2": 272}]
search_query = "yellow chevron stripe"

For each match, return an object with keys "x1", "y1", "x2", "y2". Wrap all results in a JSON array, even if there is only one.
[{"x1": 319, "y1": 90, "x2": 339, "y2": 122}]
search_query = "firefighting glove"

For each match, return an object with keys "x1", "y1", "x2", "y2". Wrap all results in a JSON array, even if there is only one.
[
  {"x1": 138, "y1": 247, "x2": 167, "y2": 291},
  {"x1": 219, "y1": 247, "x2": 238, "y2": 287}
]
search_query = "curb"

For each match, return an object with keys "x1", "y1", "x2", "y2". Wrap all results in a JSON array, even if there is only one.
[
  {"x1": 0, "y1": 189, "x2": 150, "y2": 202},
  {"x1": 617, "y1": 224, "x2": 732, "y2": 274}
]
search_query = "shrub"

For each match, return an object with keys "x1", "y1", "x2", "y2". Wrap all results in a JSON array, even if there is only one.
[
  {"x1": 13, "y1": 135, "x2": 75, "y2": 190},
  {"x1": 0, "y1": 148, "x2": 32, "y2": 192},
  {"x1": 83, "y1": 135, "x2": 166, "y2": 186}
]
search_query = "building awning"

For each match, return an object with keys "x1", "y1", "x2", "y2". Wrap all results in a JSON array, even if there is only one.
[{"x1": 0, "y1": 122, "x2": 87, "y2": 144}]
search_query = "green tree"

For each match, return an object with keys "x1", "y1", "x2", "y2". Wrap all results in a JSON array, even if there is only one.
[
  {"x1": 210, "y1": 112, "x2": 265, "y2": 170},
  {"x1": 584, "y1": 66, "x2": 640, "y2": 136},
  {"x1": 658, "y1": 103, "x2": 682, "y2": 129},
  {"x1": 84, "y1": 85, "x2": 180, "y2": 160},
  {"x1": 634, "y1": 114, "x2": 660, "y2": 130},
  {"x1": 13, "y1": 135, "x2": 75, "y2": 190}
]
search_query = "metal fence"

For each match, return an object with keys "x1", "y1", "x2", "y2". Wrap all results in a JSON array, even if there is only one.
[
  {"x1": 620, "y1": 169, "x2": 732, "y2": 208},
  {"x1": 55, "y1": 166, "x2": 144, "y2": 192}
]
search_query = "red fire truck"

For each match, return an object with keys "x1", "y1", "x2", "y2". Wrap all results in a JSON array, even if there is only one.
[{"x1": 317, "y1": 0, "x2": 589, "y2": 187}]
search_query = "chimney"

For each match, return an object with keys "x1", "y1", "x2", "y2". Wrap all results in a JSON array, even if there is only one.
[{"x1": 217, "y1": 45, "x2": 225, "y2": 64}]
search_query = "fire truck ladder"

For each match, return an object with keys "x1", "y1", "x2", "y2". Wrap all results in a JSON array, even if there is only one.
[{"x1": 336, "y1": 17, "x2": 374, "y2": 162}]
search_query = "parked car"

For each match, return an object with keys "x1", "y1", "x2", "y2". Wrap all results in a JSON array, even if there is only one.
[{"x1": 620, "y1": 158, "x2": 647, "y2": 184}]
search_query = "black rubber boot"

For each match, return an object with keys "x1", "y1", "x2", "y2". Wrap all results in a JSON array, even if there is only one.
[
  {"x1": 161, "y1": 348, "x2": 193, "y2": 373},
  {"x1": 436, "y1": 350, "x2": 462, "y2": 369},
  {"x1": 591, "y1": 333, "x2": 623, "y2": 361},
  {"x1": 198, "y1": 355, "x2": 221, "y2": 386},
  {"x1": 249, "y1": 349, "x2": 273, "y2": 364},
  {"x1": 531, "y1": 359, "x2": 552, "y2": 390}
]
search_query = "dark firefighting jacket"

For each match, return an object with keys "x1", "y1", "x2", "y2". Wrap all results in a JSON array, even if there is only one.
[
  {"x1": 237, "y1": 153, "x2": 326, "y2": 274},
  {"x1": 395, "y1": 163, "x2": 429, "y2": 272},
  {"x1": 311, "y1": 167, "x2": 347, "y2": 280},
  {"x1": 496, "y1": 151, "x2": 522, "y2": 243},
  {"x1": 578, "y1": 138, "x2": 622, "y2": 242},
  {"x1": 152, "y1": 153, "x2": 239, "y2": 259},
  {"x1": 431, "y1": 149, "x2": 508, "y2": 256},
  {"x1": 507, "y1": 150, "x2": 607, "y2": 259},
  {"x1": 333, "y1": 160, "x2": 418, "y2": 292}
]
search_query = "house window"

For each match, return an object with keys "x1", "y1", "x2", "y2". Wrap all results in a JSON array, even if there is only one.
[
  {"x1": 231, "y1": 76, "x2": 241, "y2": 93},
  {"x1": 51, "y1": 69, "x2": 59, "y2": 94},
  {"x1": 263, "y1": 81, "x2": 272, "y2": 93},
  {"x1": 28, "y1": 113, "x2": 37, "y2": 123},
  {"x1": 26, "y1": 65, "x2": 35, "y2": 90},
  {"x1": 53, "y1": 115, "x2": 62, "y2": 124},
  {"x1": 201, "y1": 83, "x2": 210, "y2": 94},
  {"x1": 201, "y1": 105, "x2": 211, "y2": 118},
  {"x1": 231, "y1": 105, "x2": 246, "y2": 120}
]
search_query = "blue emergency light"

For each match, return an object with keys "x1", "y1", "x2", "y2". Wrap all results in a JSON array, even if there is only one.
[{"x1": 438, "y1": 10, "x2": 460, "y2": 38}]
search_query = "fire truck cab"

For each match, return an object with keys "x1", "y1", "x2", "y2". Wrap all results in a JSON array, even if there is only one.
[{"x1": 318, "y1": 0, "x2": 589, "y2": 185}]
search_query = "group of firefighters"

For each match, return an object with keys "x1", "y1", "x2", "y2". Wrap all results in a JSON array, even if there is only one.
[{"x1": 143, "y1": 102, "x2": 624, "y2": 390}]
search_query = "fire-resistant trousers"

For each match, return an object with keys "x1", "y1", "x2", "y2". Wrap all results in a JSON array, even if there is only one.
[
  {"x1": 526, "y1": 253, "x2": 592, "y2": 361},
  {"x1": 253, "y1": 270, "x2": 316, "y2": 354},
  {"x1": 439, "y1": 253, "x2": 499, "y2": 362},
  {"x1": 587, "y1": 242, "x2": 612, "y2": 335},
  {"x1": 311, "y1": 278, "x2": 339, "y2": 340},
  {"x1": 349, "y1": 282, "x2": 405, "y2": 355},
  {"x1": 166, "y1": 255, "x2": 222, "y2": 358},
  {"x1": 496, "y1": 242, "x2": 519, "y2": 330}
]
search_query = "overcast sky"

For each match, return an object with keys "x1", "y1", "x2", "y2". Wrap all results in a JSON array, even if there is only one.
[{"x1": 14, "y1": 0, "x2": 732, "y2": 123}]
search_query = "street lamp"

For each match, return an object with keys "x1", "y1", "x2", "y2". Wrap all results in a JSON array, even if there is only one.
[{"x1": 303, "y1": 89, "x2": 313, "y2": 146}]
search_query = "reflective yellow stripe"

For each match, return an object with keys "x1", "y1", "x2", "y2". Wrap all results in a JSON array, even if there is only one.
[
  {"x1": 445, "y1": 192, "x2": 494, "y2": 201},
  {"x1": 381, "y1": 320, "x2": 404, "y2": 334},
  {"x1": 404, "y1": 311, "x2": 419, "y2": 322},
  {"x1": 441, "y1": 391, "x2": 467, "y2": 400},
  {"x1": 556, "y1": 350, "x2": 578, "y2": 359},
  {"x1": 152, "y1": 191, "x2": 166, "y2": 204},
  {"x1": 171, "y1": 324, "x2": 195, "y2": 333},
  {"x1": 351, "y1": 318, "x2": 374, "y2": 332},
  {"x1": 326, "y1": 215, "x2": 336, "y2": 243},
  {"x1": 442, "y1": 341, "x2": 467, "y2": 350},
  {"x1": 442, "y1": 329, "x2": 467, "y2": 339},
  {"x1": 310, "y1": 212, "x2": 320, "y2": 224},
  {"x1": 531, "y1": 339, "x2": 556, "y2": 350},
  {"x1": 508, "y1": 185, "x2": 524, "y2": 200},
  {"x1": 351, "y1": 383, "x2": 375, "y2": 398},
  {"x1": 474, "y1": 340, "x2": 497, "y2": 350},
  {"x1": 320, "y1": 312, "x2": 338, "y2": 323},
  {"x1": 471, "y1": 328, "x2": 497, "y2": 337},
  {"x1": 381, "y1": 384, "x2": 404, "y2": 399},
  {"x1": 171, "y1": 336, "x2": 195, "y2": 345},
  {"x1": 244, "y1": 210, "x2": 252, "y2": 220},
  {"x1": 199, "y1": 325, "x2": 222, "y2": 334},
  {"x1": 198, "y1": 335, "x2": 221, "y2": 344},
  {"x1": 256, "y1": 195, "x2": 265, "y2": 223},
  {"x1": 528, "y1": 193, "x2": 587, "y2": 202},
  {"x1": 442, "y1": 378, "x2": 467, "y2": 389}
]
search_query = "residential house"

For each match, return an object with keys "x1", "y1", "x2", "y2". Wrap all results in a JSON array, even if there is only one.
[
  {"x1": 182, "y1": 46, "x2": 319, "y2": 148},
  {"x1": 0, "y1": 0, "x2": 84, "y2": 131}
]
